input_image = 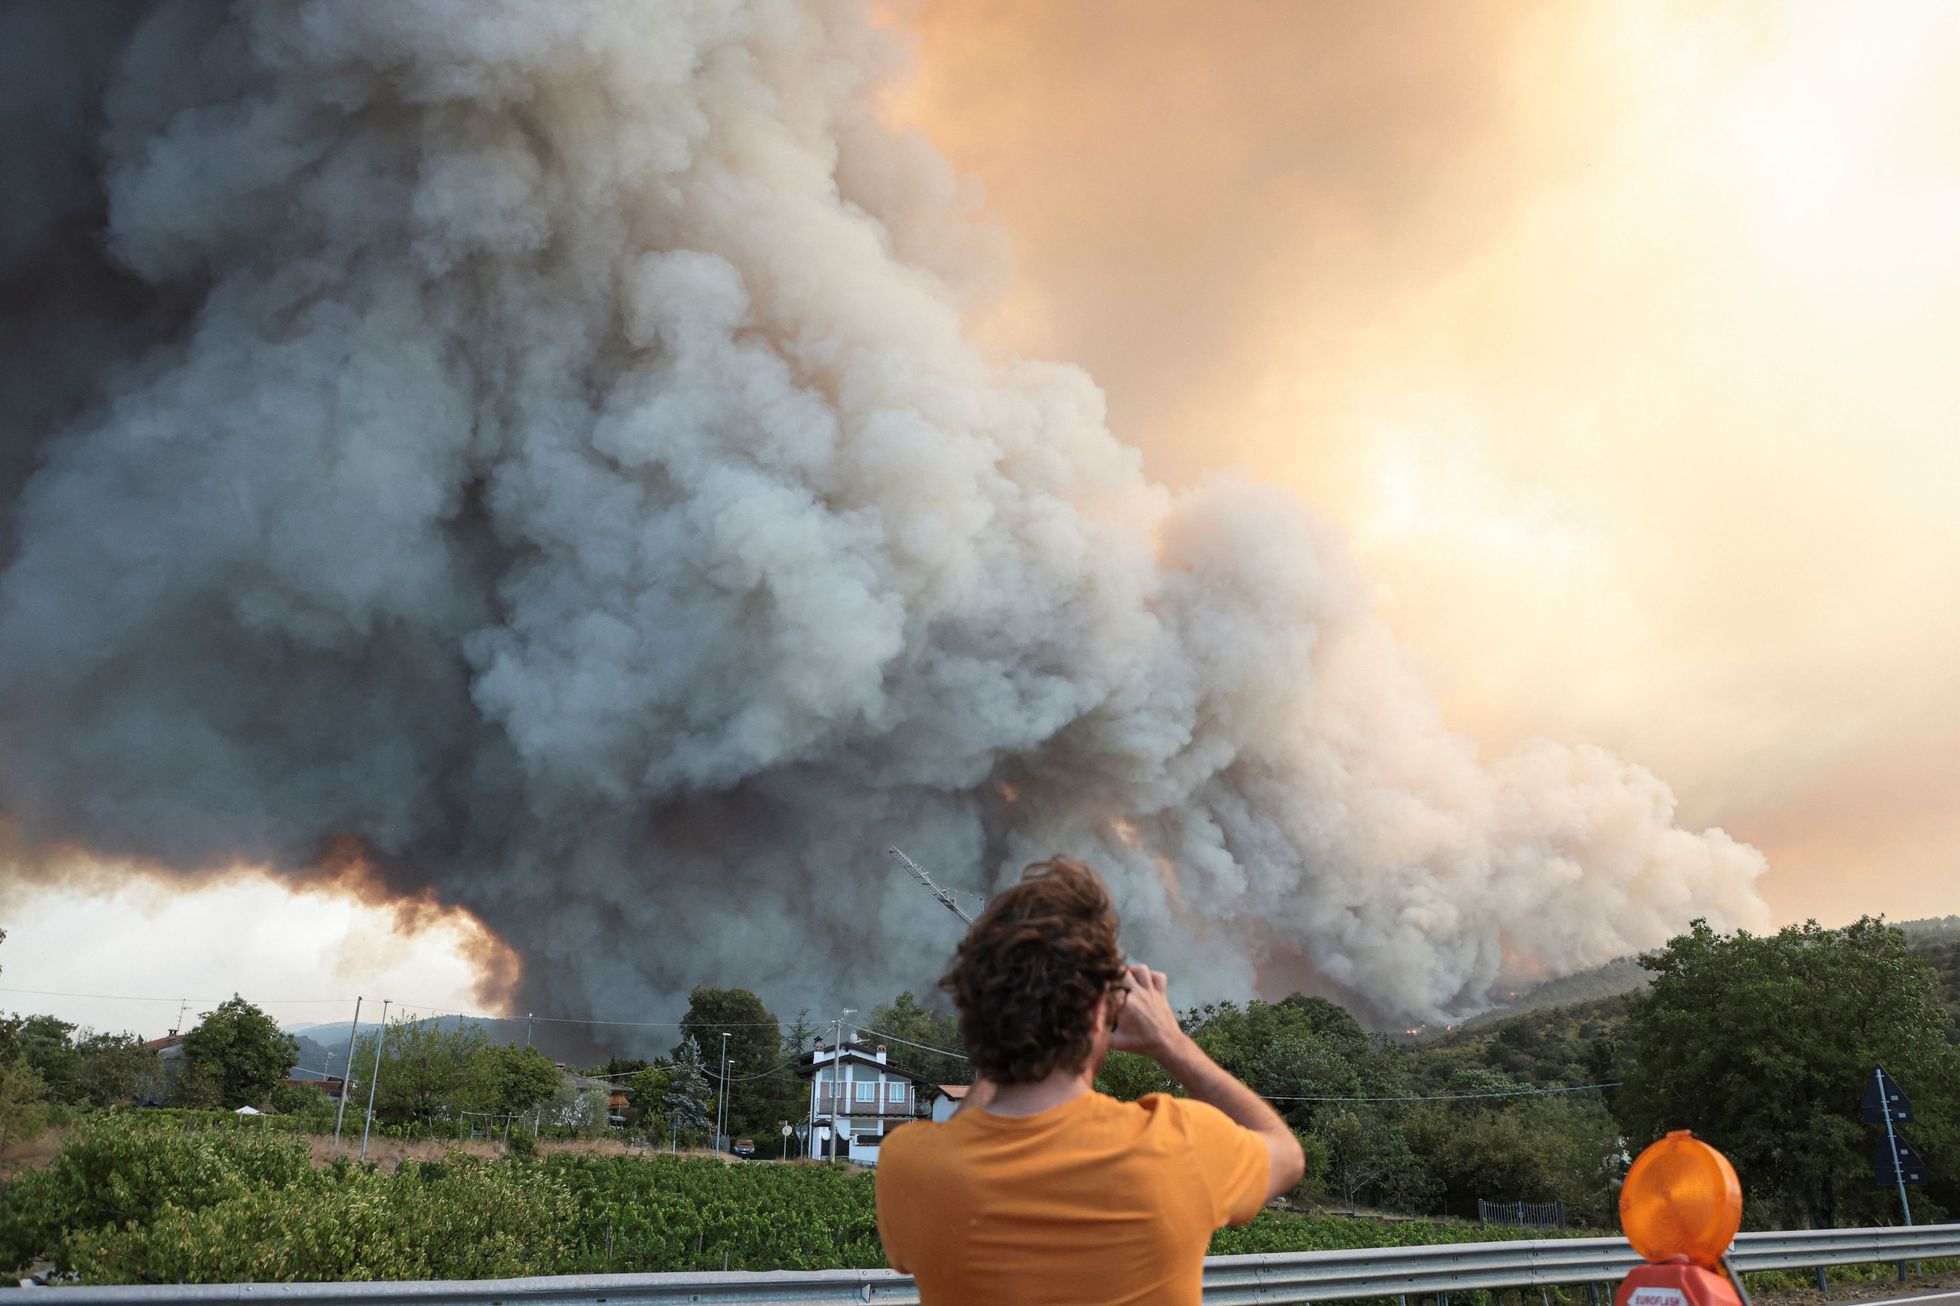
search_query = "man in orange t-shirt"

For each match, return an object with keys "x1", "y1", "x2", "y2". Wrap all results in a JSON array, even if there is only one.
[{"x1": 875, "y1": 856, "x2": 1306, "y2": 1305}]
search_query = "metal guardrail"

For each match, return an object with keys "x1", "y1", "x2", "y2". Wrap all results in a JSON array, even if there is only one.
[{"x1": 32, "y1": 1223, "x2": 1960, "y2": 1305}]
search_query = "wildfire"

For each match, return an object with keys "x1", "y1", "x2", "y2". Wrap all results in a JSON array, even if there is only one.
[
  {"x1": 310, "y1": 835, "x2": 521, "y2": 1013},
  {"x1": 1109, "y1": 816, "x2": 1143, "y2": 848},
  {"x1": 995, "y1": 780, "x2": 1020, "y2": 805}
]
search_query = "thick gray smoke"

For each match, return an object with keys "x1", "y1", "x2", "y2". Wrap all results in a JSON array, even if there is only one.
[{"x1": 0, "y1": 0, "x2": 1769, "y2": 1027}]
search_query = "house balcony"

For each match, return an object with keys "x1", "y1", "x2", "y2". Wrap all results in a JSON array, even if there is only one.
[{"x1": 813, "y1": 1098, "x2": 931, "y2": 1119}]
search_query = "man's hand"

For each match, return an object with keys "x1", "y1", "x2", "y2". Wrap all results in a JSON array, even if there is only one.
[
  {"x1": 1111, "y1": 961, "x2": 1305, "y2": 1204},
  {"x1": 1110, "y1": 962, "x2": 1186, "y2": 1061}
]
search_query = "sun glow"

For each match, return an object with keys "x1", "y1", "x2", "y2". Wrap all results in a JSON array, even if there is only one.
[{"x1": 895, "y1": 0, "x2": 1960, "y2": 929}]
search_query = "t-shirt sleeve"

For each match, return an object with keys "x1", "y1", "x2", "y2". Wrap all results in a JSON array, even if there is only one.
[{"x1": 1174, "y1": 1097, "x2": 1271, "y2": 1227}]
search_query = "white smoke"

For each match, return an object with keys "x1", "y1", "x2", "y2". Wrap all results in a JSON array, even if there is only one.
[{"x1": 0, "y1": 0, "x2": 1768, "y2": 1027}]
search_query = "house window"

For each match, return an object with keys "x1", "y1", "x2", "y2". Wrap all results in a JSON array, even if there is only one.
[
  {"x1": 887, "y1": 1082, "x2": 906, "y2": 1101},
  {"x1": 855, "y1": 1079, "x2": 876, "y2": 1102}
]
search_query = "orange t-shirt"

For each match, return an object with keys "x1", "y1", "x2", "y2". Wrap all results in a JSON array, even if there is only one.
[{"x1": 874, "y1": 1091, "x2": 1269, "y2": 1305}]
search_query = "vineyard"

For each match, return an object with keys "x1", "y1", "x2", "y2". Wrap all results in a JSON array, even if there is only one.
[
  {"x1": 6, "y1": 1115, "x2": 1948, "y2": 1292},
  {"x1": 4, "y1": 1115, "x2": 1572, "y2": 1284}
]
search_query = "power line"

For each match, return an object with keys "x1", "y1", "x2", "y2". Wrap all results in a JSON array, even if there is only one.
[
  {"x1": 390, "y1": 1003, "x2": 781, "y2": 1029},
  {"x1": 1260, "y1": 1082, "x2": 1620, "y2": 1103},
  {"x1": 0, "y1": 986, "x2": 356, "y2": 1005},
  {"x1": 860, "y1": 1025, "x2": 966, "y2": 1059},
  {"x1": 860, "y1": 1025, "x2": 1612, "y2": 1102},
  {"x1": 702, "y1": 1052, "x2": 804, "y2": 1083}
]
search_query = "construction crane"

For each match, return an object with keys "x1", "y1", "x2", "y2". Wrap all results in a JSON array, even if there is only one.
[{"x1": 888, "y1": 846, "x2": 982, "y2": 925}]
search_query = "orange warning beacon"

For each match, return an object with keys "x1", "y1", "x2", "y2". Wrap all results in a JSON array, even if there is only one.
[{"x1": 1615, "y1": 1131, "x2": 1747, "y2": 1306}]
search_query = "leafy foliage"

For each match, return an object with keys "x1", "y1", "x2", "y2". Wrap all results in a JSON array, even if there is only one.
[
  {"x1": 64, "y1": 1156, "x2": 573, "y2": 1285},
  {"x1": 1184, "y1": 992, "x2": 1393, "y2": 1131},
  {"x1": 266, "y1": 1080, "x2": 336, "y2": 1119},
  {"x1": 1314, "y1": 1108, "x2": 1440, "y2": 1212},
  {"x1": 180, "y1": 997, "x2": 299, "y2": 1109},
  {"x1": 0, "y1": 1055, "x2": 48, "y2": 1153},
  {"x1": 1210, "y1": 1210, "x2": 1573, "y2": 1256},
  {"x1": 1618, "y1": 917, "x2": 1960, "y2": 1228},
  {"x1": 677, "y1": 987, "x2": 790, "y2": 1138},
  {"x1": 550, "y1": 1154, "x2": 887, "y2": 1272},
  {"x1": 0, "y1": 1113, "x2": 314, "y2": 1274},
  {"x1": 344, "y1": 1019, "x2": 561, "y2": 1129},
  {"x1": 664, "y1": 1038, "x2": 715, "y2": 1143},
  {"x1": 863, "y1": 993, "x2": 965, "y2": 1090}
]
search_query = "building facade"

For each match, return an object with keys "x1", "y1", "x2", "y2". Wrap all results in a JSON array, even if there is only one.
[{"x1": 799, "y1": 1040, "x2": 932, "y2": 1164}]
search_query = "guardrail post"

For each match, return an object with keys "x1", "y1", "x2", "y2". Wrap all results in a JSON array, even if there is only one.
[{"x1": 1814, "y1": 1266, "x2": 1827, "y2": 1294}]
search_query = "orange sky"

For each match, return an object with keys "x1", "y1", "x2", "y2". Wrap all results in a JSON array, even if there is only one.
[{"x1": 889, "y1": 0, "x2": 1960, "y2": 928}]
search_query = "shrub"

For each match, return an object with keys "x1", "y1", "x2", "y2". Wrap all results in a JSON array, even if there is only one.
[
  {"x1": 64, "y1": 1156, "x2": 575, "y2": 1285},
  {"x1": 0, "y1": 1112, "x2": 314, "y2": 1274}
]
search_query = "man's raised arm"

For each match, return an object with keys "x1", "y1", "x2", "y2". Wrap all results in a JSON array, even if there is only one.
[{"x1": 1112, "y1": 964, "x2": 1306, "y2": 1201}]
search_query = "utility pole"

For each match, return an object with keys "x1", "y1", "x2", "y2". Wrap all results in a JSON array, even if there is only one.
[
  {"x1": 827, "y1": 1015, "x2": 840, "y2": 1163},
  {"x1": 358, "y1": 998, "x2": 391, "y2": 1161},
  {"x1": 806, "y1": 1028, "x2": 819, "y2": 1167},
  {"x1": 523, "y1": 1012, "x2": 534, "y2": 1050},
  {"x1": 332, "y1": 996, "x2": 362, "y2": 1145},
  {"x1": 828, "y1": 1009, "x2": 855, "y2": 1163}
]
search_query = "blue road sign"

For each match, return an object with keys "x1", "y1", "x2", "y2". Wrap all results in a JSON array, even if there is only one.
[
  {"x1": 1874, "y1": 1137, "x2": 1927, "y2": 1186},
  {"x1": 1862, "y1": 1067, "x2": 1914, "y2": 1124}
]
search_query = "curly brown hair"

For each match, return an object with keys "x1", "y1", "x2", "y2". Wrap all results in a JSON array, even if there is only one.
[{"x1": 938, "y1": 855, "x2": 1127, "y2": 1084}]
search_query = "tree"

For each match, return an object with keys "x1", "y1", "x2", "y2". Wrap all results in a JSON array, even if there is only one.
[
  {"x1": 539, "y1": 1076, "x2": 610, "y2": 1138},
  {"x1": 1096, "y1": 1050, "x2": 1172, "y2": 1102},
  {"x1": 267, "y1": 1081, "x2": 335, "y2": 1119},
  {"x1": 353, "y1": 1019, "x2": 492, "y2": 1121},
  {"x1": 1405, "y1": 1097, "x2": 1618, "y2": 1222},
  {"x1": 1188, "y1": 994, "x2": 1385, "y2": 1130},
  {"x1": 663, "y1": 1038, "x2": 714, "y2": 1145},
  {"x1": 0, "y1": 1057, "x2": 46, "y2": 1153},
  {"x1": 180, "y1": 997, "x2": 297, "y2": 1109},
  {"x1": 74, "y1": 1032, "x2": 159, "y2": 1107},
  {"x1": 1618, "y1": 918, "x2": 1960, "y2": 1229},
  {"x1": 601, "y1": 1055, "x2": 650, "y2": 1078},
  {"x1": 770, "y1": 1010, "x2": 820, "y2": 1156},
  {"x1": 1315, "y1": 1108, "x2": 1438, "y2": 1213},
  {"x1": 0, "y1": 931, "x2": 33, "y2": 1152},
  {"x1": 625, "y1": 1064, "x2": 675, "y2": 1136},
  {"x1": 477, "y1": 1044, "x2": 561, "y2": 1119},
  {"x1": 864, "y1": 993, "x2": 966, "y2": 1090},
  {"x1": 171, "y1": 1059, "x2": 224, "y2": 1110},
  {"x1": 676, "y1": 987, "x2": 782, "y2": 1137},
  {"x1": 6, "y1": 1015, "x2": 82, "y2": 1102}
]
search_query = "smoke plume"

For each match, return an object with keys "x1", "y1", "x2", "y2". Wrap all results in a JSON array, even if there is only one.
[{"x1": 0, "y1": 0, "x2": 1768, "y2": 1027}]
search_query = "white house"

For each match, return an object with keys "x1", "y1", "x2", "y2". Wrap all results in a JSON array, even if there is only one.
[
  {"x1": 798, "y1": 1039, "x2": 932, "y2": 1164},
  {"x1": 929, "y1": 1083, "x2": 969, "y2": 1123}
]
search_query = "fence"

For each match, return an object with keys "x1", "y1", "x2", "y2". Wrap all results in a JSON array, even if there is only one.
[
  {"x1": 1478, "y1": 1199, "x2": 1566, "y2": 1230},
  {"x1": 34, "y1": 1222, "x2": 1960, "y2": 1305}
]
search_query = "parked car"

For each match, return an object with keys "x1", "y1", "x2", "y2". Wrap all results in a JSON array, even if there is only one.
[{"x1": 732, "y1": 1137, "x2": 755, "y2": 1158}]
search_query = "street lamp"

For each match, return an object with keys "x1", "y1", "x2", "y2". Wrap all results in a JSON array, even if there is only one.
[{"x1": 717, "y1": 1032, "x2": 731, "y2": 1153}]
